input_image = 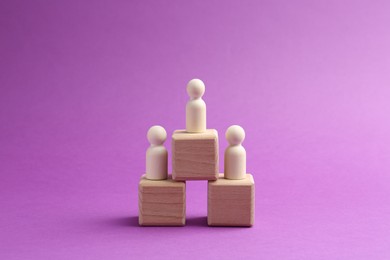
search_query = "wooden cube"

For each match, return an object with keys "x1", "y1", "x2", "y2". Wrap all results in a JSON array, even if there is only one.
[
  {"x1": 208, "y1": 173, "x2": 255, "y2": 227},
  {"x1": 172, "y1": 129, "x2": 219, "y2": 181},
  {"x1": 138, "y1": 175, "x2": 186, "y2": 226}
]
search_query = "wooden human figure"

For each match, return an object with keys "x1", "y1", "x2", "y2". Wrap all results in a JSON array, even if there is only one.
[
  {"x1": 146, "y1": 125, "x2": 168, "y2": 180},
  {"x1": 186, "y1": 79, "x2": 206, "y2": 133},
  {"x1": 224, "y1": 125, "x2": 246, "y2": 180}
]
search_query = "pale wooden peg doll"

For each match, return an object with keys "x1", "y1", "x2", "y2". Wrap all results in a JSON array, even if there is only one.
[
  {"x1": 146, "y1": 125, "x2": 168, "y2": 180},
  {"x1": 224, "y1": 125, "x2": 246, "y2": 180},
  {"x1": 186, "y1": 79, "x2": 206, "y2": 133}
]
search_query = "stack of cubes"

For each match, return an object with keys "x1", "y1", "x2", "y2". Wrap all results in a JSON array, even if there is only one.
[{"x1": 138, "y1": 79, "x2": 255, "y2": 227}]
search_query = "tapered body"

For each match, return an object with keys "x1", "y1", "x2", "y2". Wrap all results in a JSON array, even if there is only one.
[
  {"x1": 186, "y1": 98, "x2": 206, "y2": 133},
  {"x1": 146, "y1": 145, "x2": 168, "y2": 180},
  {"x1": 224, "y1": 145, "x2": 246, "y2": 180}
]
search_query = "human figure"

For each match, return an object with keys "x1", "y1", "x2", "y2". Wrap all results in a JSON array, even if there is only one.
[
  {"x1": 224, "y1": 125, "x2": 246, "y2": 180},
  {"x1": 186, "y1": 79, "x2": 206, "y2": 133},
  {"x1": 146, "y1": 125, "x2": 168, "y2": 180}
]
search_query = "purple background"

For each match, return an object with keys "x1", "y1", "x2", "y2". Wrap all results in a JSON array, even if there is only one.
[{"x1": 1, "y1": 0, "x2": 390, "y2": 259}]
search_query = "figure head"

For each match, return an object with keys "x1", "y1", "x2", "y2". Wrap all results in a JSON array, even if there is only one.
[
  {"x1": 226, "y1": 125, "x2": 245, "y2": 145},
  {"x1": 187, "y1": 79, "x2": 205, "y2": 99},
  {"x1": 147, "y1": 125, "x2": 167, "y2": 145}
]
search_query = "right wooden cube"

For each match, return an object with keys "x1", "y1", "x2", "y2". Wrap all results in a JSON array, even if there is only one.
[{"x1": 208, "y1": 173, "x2": 255, "y2": 227}]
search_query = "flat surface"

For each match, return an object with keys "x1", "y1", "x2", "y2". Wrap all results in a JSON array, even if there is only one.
[
  {"x1": 209, "y1": 173, "x2": 254, "y2": 186},
  {"x1": 173, "y1": 129, "x2": 218, "y2": 140},
  {"x1": 1, "y1": 0, "x2": 390, "y2": 259},
  {"x1": 139, "y1": 174, "x2": 185, "y2": 191}
]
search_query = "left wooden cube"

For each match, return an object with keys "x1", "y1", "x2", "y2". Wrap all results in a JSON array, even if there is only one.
[{"x1": 138, "y1": 175, "x2": 186, "y2": 226}]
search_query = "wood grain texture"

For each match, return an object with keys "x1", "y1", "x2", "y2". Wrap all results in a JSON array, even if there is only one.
[
  {"x1": 208, "y1": 173, "x2": 255, "y2": 227},
  {"x1": 138, "y1": 174, "x2": 186, "y2": 226},
  {"x1": 172, "y1": 129, "x2": 219, "y2": 181}
]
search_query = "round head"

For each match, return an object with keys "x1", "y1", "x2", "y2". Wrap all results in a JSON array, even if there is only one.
[
  {"x1": 226, "y1": 125, "x2": 245, "y2": 145},
  {"x1": 186, "y1": 79, "x2": 205, "y2": 99},
  {"x1": 147, "y1": 125, "x2": 167, "y2": 145}
]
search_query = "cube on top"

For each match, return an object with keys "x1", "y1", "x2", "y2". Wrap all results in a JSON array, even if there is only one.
[{"x1": 172, "y1": 129, "x2": 219, "y2": 181}]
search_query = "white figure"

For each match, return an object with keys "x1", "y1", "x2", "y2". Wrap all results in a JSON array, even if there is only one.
[
  {"x1": 186, "y1": 79, "x2": 206, "y2": 133},
  {"x1": 224, "y1": 125, "x2": 246, "y2": 180},
  {"x1": 146, "y1": 125, "x2": 168, "y2": 180}
]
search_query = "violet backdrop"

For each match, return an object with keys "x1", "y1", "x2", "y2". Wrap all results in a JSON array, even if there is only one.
[{"x1": 1, "y1": 0, "x2": 390, "y2": 259}]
